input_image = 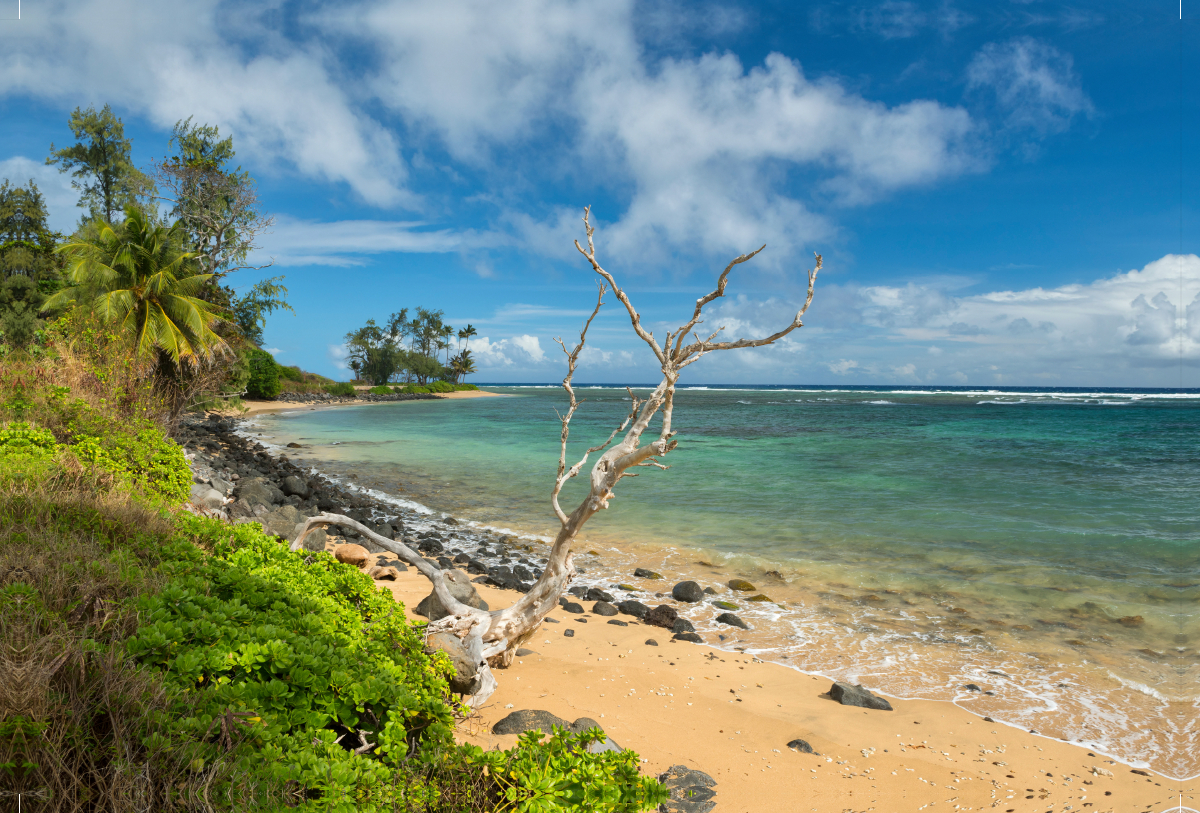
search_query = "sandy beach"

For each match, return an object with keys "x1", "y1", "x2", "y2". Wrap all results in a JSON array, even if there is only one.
[
  {"x1": 362, "y1": 560, "x2": 1188, "y2": 813},
  {"x1": 236, "y1": 387, "x2": 504, "y2": 416}
]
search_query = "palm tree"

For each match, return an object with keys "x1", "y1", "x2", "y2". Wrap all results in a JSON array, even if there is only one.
[
  {"x1": 450, "y1": 349, "x2": 476, "y2": 383},
  {"x1": 458, "y1": 323, "x2": 477, "y2": 354},
  {"x1": 440, "y1": 323, "x2": 455, "y2": 366},
  {"x1": 45, "y1": 207, "x2": 226, "y2": 365}
]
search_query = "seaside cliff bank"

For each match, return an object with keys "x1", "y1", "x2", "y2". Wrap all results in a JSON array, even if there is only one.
[{"x1": 181, "y1": 408, "x2": 1190, "y2": 813}]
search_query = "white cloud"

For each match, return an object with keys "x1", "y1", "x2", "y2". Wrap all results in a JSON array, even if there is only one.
[
  {"x1": 509, "y1": 334, "x2": 545, "y2": 362},
  {"x1": 471, "y1": 334, "x2": 549, "y2": 368},
  {"x1": 256, "y1": 216, "x2": 493, "y2": 267},
  {"x1": 691, "y1": 253, "x2": 1199, "y2": 384},
  {"x1": 264, "y1": 347, "x2": 282, "y2": 355},
  {"x1": 0, "y1": 1, "x2": 407, "y2": 206},
  {"x1": 967, "y1": 37, "x2": 1093, "y2": 140},
  {"x1": 327, "y1": 343, "x2": 351, "y2": 371}
]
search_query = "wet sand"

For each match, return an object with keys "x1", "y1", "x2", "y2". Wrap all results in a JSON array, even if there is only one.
[{"x1": 364, "y1": 559, "x2": 1189, "y2": 812}]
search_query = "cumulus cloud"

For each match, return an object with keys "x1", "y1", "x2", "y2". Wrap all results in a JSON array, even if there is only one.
[
  {"x1": 471, "y1": 334, "x2": 549, "y2": 368},
  {"x1": 256, "y1": 216, "x2": 494, "y2": 267},
  {"x1": 0, "y1": 0, "x2": 408, "y2": 206},
  {"x1": 688, "y1": 254, "x2": 1199, "y2": 384},
  {"x1": 967, "y1": 37, "x2": 1093, "y2": 142},
  {"x1": 0, "y1": 0, "x2": 1000, "y2": 267},
  {"x1": 327, "y1": 343, "x2": 351, "y2": 371}
]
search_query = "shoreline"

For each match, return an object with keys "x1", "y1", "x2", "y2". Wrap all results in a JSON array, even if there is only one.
[
  {"x1": 180, "y1": 412, "x2": 1193, "y2": 809},
  {"x1": 374, "y1": 562, "x2": 1185, "y2": 811},
  {"x1": 247, "y1": 416, "x2": 1192, "y2": 783},
  {"x1": 234, "y1": 387, "x2": 505, "y2": 416}
]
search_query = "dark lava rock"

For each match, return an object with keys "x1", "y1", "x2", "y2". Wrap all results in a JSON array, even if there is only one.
[
  {"x1": 575, "y1": 618, "x2": 588, "y2": 624},
  {"x1": 607, "y1": 619, "x2": 628, "y2": 626},
  {"x1": 617, "y1": 600, "x2": 650, "y2": 619},
  {"x1": 659, "y1": 764, "x2": 717, "y2": 813},
  {"x1": 418, "y1": 539, "x2": 444, "y2": 554},
  {"x1": 563, "y1": 628, "x2": 575, "y2": 638},
  {"x1": 567, "y1": 717, "x2": 622, "y2": 754},
  {"x1": 634, "y1": 567, "x2": 662, "y2": 580},
  {"x1": 281, "y1": 475, "x2": 309, "y2": 498},
  {"x1": 543, "y1": 617, "x2": 559, "y2": 623},
  {"x1": 727, "y1": 578, "x2": 756, "y2": 591},
  {"x1": 515, "y1": 648, "x2": 536, "y2": 656},
  {"x1": 963, "y1": 683, "x2": 982, "y2": 692},
  {"x1": 453, "y1": 552, "x2": 471, "y2": 564},
  {"x1": 672, "y1": 581, "x2": 705, "y2": 603},
  {"x1": 672, "y1": 632, "x2": 703, "y2": 643},
  {"x1": 568, "y1": 586, "x2": 588, "y2": 598},
  {"x1": 645, "y1": 638, "x2": 658, "y2": 646},
  {"x1": 585, "y1": 587, "x2": 615, "y2": 603},
  {"x1": 829, "y1": 681, "x2": 893, "y2": 711},
  {"x1": 563, "y1": 602, "x2": 585, "y2": 614},
  {"x1": 592, "y1": 601, "x2": 618, "y2": 617},
  {"x1": 702, "y1": 587, "x2": 717, "y2": 595},
  {"x1": 715, "y1": 612, "x2": 749, "y2": 630},
  {"x1": 645, "y1": 605, "x2": 679, "y2": 630},
  {"x1": 437, "y1": 556, "x2": 455, "y2": 570},
  {"x1": 492, "y1": 710, "x2": 569, "y2": 736},
  {"x1": 671, "y1": 618, "x2": 696, "y2": 634},
  {"x1": 414, "y1": 570, "x2": 486, "y2": 621},
  {"x1": 983, "y1": 717, "x2": 995, "y2": 723},
  {"x1": 786, "y1": 738, "x2": 819, "y2": 755},
  {"x1": 467, "y1": 560, "x2": 489, "y2": 574},
  {"x1": 425, "y1": 632, "x2": 482, "y2": 695}
]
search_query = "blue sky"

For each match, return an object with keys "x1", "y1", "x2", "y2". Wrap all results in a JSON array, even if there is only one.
[{"x1": 1, "y1": 0, "x2": 1196, "y2": 386}]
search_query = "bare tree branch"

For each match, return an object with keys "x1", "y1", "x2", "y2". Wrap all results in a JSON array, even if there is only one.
[{"x1": 295, "y1": 207, "x2": 820, "y2": 710}]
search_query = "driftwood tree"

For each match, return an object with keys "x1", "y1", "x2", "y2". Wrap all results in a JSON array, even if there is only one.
[{"x1": 291, "y1": 207, "x2": 820, "y2": 709}]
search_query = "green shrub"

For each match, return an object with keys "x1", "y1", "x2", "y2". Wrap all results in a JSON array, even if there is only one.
[
  {"x1": 244, "y1": 347, "x2": 282, "y2": 400},
  {"x1": 279, "y1": 364, "x2": 304, "y2": 382},
  {"x1": 368, "y1": 385, "x2": 393, "y2": 395},
  {"x1": 325, "y1": 382, "x2": 356, "y2": 397},
  {"x1": 454, "y1": 383, "x2": 479, "y2": 391}
]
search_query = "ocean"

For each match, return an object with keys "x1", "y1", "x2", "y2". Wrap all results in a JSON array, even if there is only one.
[{"x1": 246, "y1": 385, "x2": 1198, "y2": 778}]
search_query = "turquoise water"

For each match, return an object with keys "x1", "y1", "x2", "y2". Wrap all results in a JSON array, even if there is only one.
[{"x1": 250, "y1": 386, "x2": 1198, "y2": 776}]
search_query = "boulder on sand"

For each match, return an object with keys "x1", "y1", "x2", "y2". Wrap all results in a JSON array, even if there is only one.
[
  {"x1": 672, "y1": 581, "x2": 705, "y2": 603},
  {"x1": 645, "y1": 605, "x2": 679, "y2": 630},
  {"x1": 335, "y1": 544, "x2": 370, "y2": 567},
  {"x1": 829, "y1": 681, "x2": 893, "y2": 711},
  {"x1": 414, "y1": 569, "x2": 486, "y2": 621}
]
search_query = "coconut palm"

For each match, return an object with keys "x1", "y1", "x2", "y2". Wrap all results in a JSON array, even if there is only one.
[
  {"x1": 440, "y1": 323, "x2": 455, "y2": 366},
  {"x1": 450, "y1": 348, "x2": 476, "y2": 383},
  {"x1": 45, "y1": 206, "x2": 226, "y2": 364},
  {"x1": 457, "y1": 323, "x2": 477, "y2": 354}
]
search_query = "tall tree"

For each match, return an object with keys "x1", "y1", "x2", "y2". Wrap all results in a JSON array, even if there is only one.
[
  {"x1": 46, "y1": 105, "x2": 153, "y2": 225},
  {"x1": 153, "y1": 118, "x2": 274, "y2": 283},
  {"x1": 344, "y1": 311, "x2": 408, "y2": 385},
  {"x1": 457, "y1": 323, "x2": 477, "y2": 353},
  {"x1": 45, "y1": 206, "x2": 226, "y2": 365},
  {"x1": 449, "y1": 348, "x2": 476, "y2": 383}
]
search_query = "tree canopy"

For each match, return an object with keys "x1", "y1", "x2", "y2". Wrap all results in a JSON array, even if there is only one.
[
  {"x1": 46, "y1": 105, "x2": 153, "y2": 225},
  {"x1": 46, "y1": 207, "x2": 226, "y2": 365}
]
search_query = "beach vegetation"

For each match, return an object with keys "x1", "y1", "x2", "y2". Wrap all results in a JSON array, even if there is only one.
[
  {"x1": 244, "y1": 346, "x2": 282, "y2": 400},
  {"x1": 325, "y1": 382, "x2": 357, "y2": 397},
  {"x1": 45, "y1": 207, "x2": 227, "y2": 367}
]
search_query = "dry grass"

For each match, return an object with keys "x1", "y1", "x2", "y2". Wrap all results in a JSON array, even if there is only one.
[{"x1": 0, "y1": 484, "x2": 281, "y2": 812}]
